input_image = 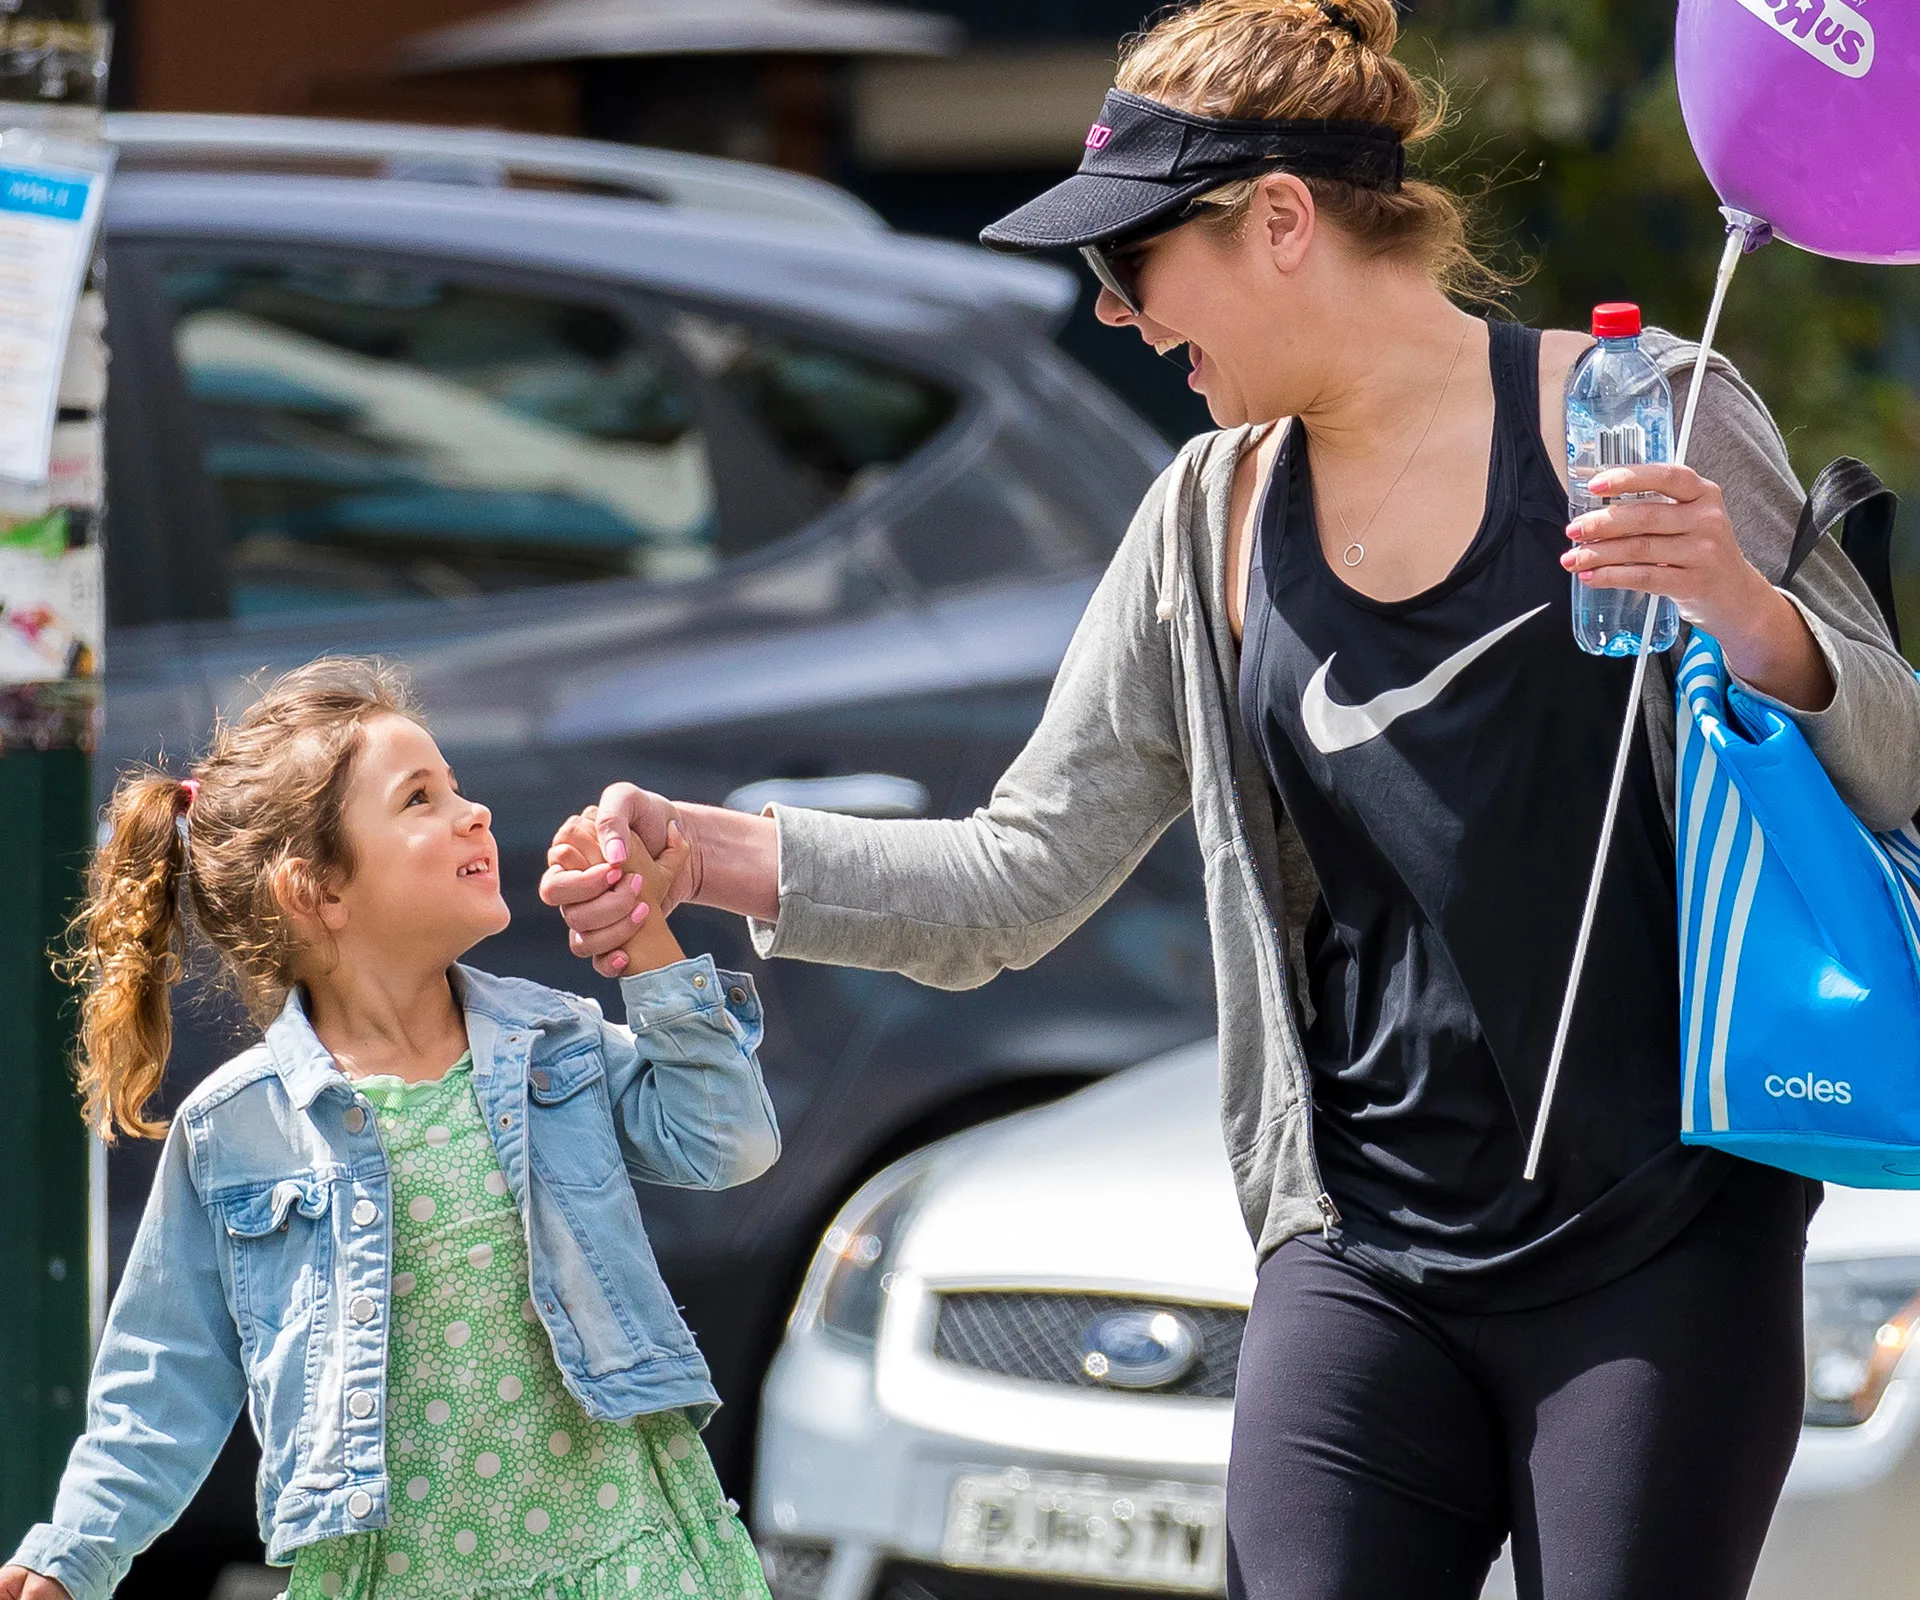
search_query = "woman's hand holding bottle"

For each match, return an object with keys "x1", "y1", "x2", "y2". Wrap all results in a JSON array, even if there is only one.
[{"x1": 1561, "y1": 459, "x2": 1834, "y2": 711}]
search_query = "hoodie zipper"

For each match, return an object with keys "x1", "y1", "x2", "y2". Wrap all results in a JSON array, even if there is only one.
[{"x1": 1173, "y1": 428, "x2": 1341, "y2": 1241}]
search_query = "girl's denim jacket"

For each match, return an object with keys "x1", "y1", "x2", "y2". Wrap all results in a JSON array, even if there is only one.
[{"x1": 10, "y1": 955, "x2": 779, "y2": 1600}]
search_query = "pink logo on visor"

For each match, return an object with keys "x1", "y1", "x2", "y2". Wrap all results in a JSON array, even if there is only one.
[{"x1": 1085, "y1": 123, "x2": 1114, "y2": 150}]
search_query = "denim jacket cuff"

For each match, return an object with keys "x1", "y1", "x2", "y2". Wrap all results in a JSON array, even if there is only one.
[
  {"x1": 619, "y1": 954, "x2": 760, "y2": 1033},
  {"x1": 9, "y1": 1523, "x2": 120, "y2": 1600}
]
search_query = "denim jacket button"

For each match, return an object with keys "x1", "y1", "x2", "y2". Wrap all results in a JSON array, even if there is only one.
[
  {"x1": 349, "y1": 1295, "x2": 377, "y2": 1324},
  {"x1": 499, "y1": 1112, "x2": 513, "y2": 1130},
  {"x1": 352, "y1": 1200, "x2": 378, "y2": 1227},
  {"x1": 728, "y1": 986, "x2": 748, "y2": 1005},
  {"x1": 348, "y1": 1490, "x2": 373, "y2": 1519},
  {"x1": 344, "y1": 1105, "x2": 368, "y2": 1135},
  {"x1": 692, "y1": 974, "x2": 707, "y2": 988},
  {"x1": 529, "y1": 1070, "x2": 551, "y2": 1093},
  {"x1": 348, "y1": 1391, "x2": 375, "y2": 1419}
]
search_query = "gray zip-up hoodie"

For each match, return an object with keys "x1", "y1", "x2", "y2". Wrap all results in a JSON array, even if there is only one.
[{"x1": 753, "y1": 334, "x2": 1920, "y2": 1261}]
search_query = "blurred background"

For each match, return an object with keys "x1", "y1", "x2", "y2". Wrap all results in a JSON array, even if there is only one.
[
  {"x1": 100, "y1": 0, "x2": 1920, "y2": 635},
  {"x1": 11, "y1": 4, "x2": 1918, "y2": 1599}
]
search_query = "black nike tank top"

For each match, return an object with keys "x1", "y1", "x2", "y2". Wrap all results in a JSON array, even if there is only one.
[{"x1": 1239, "y1": 318, "x2": 1775, "y2": 1310}]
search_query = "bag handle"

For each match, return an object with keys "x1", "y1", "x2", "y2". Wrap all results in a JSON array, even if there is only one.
[{"x1": 1786, "y1": 456, "x2": 1902, "y2": 651}]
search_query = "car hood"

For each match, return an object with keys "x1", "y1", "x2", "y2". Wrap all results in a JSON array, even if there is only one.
[
  {"x1": 894, "y1": 1038, "x2": 1920, "y2": 1304},
  {"x1": 899, "y1": 1040, "x2": 1259, "y2": 1305}
]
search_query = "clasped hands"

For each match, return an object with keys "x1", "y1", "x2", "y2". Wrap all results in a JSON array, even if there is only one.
[{"x1": 540, "y1": 784, "x2": 696, "y2": 976}]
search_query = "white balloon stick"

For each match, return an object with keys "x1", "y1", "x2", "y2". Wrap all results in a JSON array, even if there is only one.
[{"x1": 1524, "y1": 220, "x2": 1752, "y2": 1181}]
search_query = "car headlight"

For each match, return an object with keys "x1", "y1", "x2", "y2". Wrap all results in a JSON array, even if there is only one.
[
  {"x1": 1803, "y1": 1257, "x2": 1920, "y2": 1427},
  {"x1": 791, "y1": 1155, "x2": 933, "y2": 1348}
]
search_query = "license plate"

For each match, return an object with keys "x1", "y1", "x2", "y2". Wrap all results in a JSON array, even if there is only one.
[{"x1": 942, "y1": 1468, "x2": 1226, "y2": 1592}]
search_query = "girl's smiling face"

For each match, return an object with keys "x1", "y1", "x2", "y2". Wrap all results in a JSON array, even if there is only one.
[{"x1": 314, "y1": 713, "x2": 510, "y2": 967}]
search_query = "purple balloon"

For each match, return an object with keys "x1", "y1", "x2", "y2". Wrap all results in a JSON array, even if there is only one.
[{"x1": 1676, "y1": 0, "x2": 1920, "y2": 264}]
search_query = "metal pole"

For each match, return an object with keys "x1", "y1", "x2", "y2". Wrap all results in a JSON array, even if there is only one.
[{"x1": 0, "y1": 0, "x2": 113, "y2": 1550}]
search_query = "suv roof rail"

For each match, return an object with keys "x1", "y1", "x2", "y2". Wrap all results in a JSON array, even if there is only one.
[{"x1": 101, "y1": 111, "x2": 888, "y2": 234}]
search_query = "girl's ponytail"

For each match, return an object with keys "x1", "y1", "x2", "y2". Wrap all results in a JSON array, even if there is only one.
[{"x1": 64, "y1": 771, "x2": 194, "y2": 1141}]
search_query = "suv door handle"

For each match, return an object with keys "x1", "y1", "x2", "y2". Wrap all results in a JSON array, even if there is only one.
[{"x1": 723, "y1": 774, "x2": 930, "y2": 819}]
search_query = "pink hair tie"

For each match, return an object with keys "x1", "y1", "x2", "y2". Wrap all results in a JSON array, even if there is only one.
[{"x1": 179, "y1": 778, "x2": 201, "y2": 809}]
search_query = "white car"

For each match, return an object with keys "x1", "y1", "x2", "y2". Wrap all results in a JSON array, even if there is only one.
[{"x1": 754, "y1": 1040, "x2": 1920, "y2": 1600}]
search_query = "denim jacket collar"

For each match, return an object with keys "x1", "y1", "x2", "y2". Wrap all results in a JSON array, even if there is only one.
[{"x1": 264, "y1": 966, "x2": 585, "y2": 1109}]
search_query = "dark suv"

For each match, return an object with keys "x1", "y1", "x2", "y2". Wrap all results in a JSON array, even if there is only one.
[{"x1": 94, "y1": 113, "x2": 1214, "y2": 1597}]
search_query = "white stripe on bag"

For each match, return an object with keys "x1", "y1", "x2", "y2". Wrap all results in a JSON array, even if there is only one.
[
  {"x1": 1685, "y1": 773, "x2": 1743, "y2": 1132},
  {"x1": 1677, "y1": 702, "x2": 1716, "y2": 1133},
  {"x1": 1708, "y1": 816, "x2": 1767, "y2": 1132}
]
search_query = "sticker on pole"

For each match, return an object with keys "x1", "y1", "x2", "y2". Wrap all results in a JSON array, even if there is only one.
[{"x1": 0, "y1": 510, "x2": 100, "y2": 686}]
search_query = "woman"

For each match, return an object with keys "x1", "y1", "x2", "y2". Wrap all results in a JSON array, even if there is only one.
[{"x1": 543, "y1": 2, "x2": 1920, "y2": 1595}]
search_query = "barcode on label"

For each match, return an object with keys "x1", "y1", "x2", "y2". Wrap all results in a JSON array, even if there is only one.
[{"x1": 1596, "y1": 422, "x2": 1647, "y2": 468}]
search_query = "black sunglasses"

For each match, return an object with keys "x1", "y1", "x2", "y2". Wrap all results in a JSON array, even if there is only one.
[
  {"x1": 1080, "y1": 241, "x2": 1146, "y2": 316},
  {"x1": 1079, "y1": 205, "x2": 1206, "y2": 317}
]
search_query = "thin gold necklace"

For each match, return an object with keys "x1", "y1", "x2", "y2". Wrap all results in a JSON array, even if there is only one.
[{"x1": 1331, "y1": 319, "x2": 1473, "y2": 570}]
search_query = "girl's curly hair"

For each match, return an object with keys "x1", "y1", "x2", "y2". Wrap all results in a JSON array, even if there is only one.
[{"x1": 63, "y1": 656, "x2": 416, "y2": 1140}]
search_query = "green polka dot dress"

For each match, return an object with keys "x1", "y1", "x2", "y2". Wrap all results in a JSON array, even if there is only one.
[{"x1": 287, "y1": 1054, "x2": 771, "y2": 1600}]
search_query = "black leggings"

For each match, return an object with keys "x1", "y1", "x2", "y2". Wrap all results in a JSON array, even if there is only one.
[{"x1": 1225, "y1": 1172, "x2": 1809, "y2": 1600}]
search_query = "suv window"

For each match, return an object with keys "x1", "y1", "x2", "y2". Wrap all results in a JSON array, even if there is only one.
[
  {"x1": 159, "y1": 258, "x2": 722, "y2": 618},
  {"x1": 667, "y1": 309, "x2": 957, "y2": 502},
  {"x1": 151, "y1": 258, "x2": 965, "y2": 624}
]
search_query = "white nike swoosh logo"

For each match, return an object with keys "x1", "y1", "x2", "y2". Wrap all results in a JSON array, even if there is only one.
[{"x1": 1301, "y1": 603, "x2": 1550, "y2": 755}]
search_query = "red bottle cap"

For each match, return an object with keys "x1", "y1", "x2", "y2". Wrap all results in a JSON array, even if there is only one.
[{"x1": 1591, "y1": 302, "x2": 1642, "y2": 338}]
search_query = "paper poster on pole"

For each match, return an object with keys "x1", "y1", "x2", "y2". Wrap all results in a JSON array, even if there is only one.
[
  {"x1": 0, "y1": 510, "x2": 100, "y2": 684},
  {"x1": 0, "y1": 131, "x2": 110, "y2": 486}
]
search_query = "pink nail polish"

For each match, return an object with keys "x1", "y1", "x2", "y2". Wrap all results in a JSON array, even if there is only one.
[
  {"x1": 609, "y1": 951, "x2": 627, "y2": 971},
  {"x1": 606, "y1": 835, "x2": 628, "y2": 865},
  {"x1": 631, "y1": 902, "x2": 649, "y2": 924},
  {"x1": 605, "y1": 867, "x2": 621, "y2": 886}
]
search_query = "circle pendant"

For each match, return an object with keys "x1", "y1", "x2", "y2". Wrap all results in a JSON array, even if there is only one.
[{"x1": 1341, "y1": 541, "x2": 1365, "y2": 568}]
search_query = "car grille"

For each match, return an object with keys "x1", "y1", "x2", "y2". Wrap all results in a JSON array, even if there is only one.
[
  {"x1": 932, "y1": 1291, "x2": 1244, "y2": 1399},
  {"x1": 876, "y1": 1559, "x2": 1218, "y2": 1600}
]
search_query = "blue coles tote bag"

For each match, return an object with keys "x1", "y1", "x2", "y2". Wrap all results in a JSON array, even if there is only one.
[
  {"x1": 1676, "y1": 460, "x2": 1920, "y2": 1185},
  {"x1": 1676, "y1": 635, "x2": 1920, "y2": 1183}
]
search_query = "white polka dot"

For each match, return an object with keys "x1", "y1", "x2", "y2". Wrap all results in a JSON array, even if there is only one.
[
  {"x1": 525, "y1": 1508, "x2": 551, "y2": 1535},
  {"x1": 468, "y1": 1242, "x2": 494, "y2": 1270},
  {"x1": 626, "y1": 1567, "x2": 643, "y2": 1589},
  {"x1": 692, "y1": 1534, "x2": 710, "y2": 1558},
  {"x1": 679, "y1": 1570, "x2": 699, "y2": 1594},
  {"x1": 425, "y1": 1399, "x2": 451, "y2": 1426},
  {"x1": 386, "y1": 1552, "x2": 410, "y2": 1576},
  {"x1": 486, "y1": 1171, "x2": 509, "y2": 1196},
  {"x1": 548, "y1": 1430, "x2": 571, "y2": 1457},
  {"x1": 393, "y1": 1272, "x2": 417, "y2": 1298},
  {"x1": 426, "y1": 1125, "x2": 451, "y2": 1147},
  {"x1": 444, "y1": 1321, "x2": 471, "y2": 1349},
  {"x1": 715, "y1": 1517, "x2": 735, "y2": 1542},
  {"x1": 522, "y1": 1299, "x2": 540, "y2": 1322},
  {"x1": 406, "y1": 1476, "x2": 430, "y2": 1501},
  {"x1": 498, "y1": 1375, "x2": 524, "y2": 1402},
  {"x1": 319, "y1": 1574, "x2": 343, "y2": 1598},
  {"x1": 454, "y1": 1529, "x2": 478, "y2": 1556},
  {"x1": 666, "y1": 1432, "x2": 692, "y2": 1461},
  {"x1": 409, "y1": 1196, "x2": 436, "y2": 1223},
  {"x1": 597, "y1": 1483, "x2": 620, "y2": 1510},
  {"x1": 476, "y1": 1452, "x2": 501, "y2": 1479}
]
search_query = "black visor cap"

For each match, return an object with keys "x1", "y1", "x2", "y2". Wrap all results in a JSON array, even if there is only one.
[{"x1": 980, "y1": 88, "x2": 1404, "y2": 254}]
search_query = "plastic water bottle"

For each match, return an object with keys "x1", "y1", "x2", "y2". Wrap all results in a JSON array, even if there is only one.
[{"x1": 1565, "y1": 302, "x2": 1680, "y2": 656}]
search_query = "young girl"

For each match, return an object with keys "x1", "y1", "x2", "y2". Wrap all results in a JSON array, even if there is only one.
[{"x1": 0, "y1": 658, "x2": 779, "y2": 1600}]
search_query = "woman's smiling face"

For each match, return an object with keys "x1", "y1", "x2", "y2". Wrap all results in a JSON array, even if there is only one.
[{"x1": 1093, "y1": 173, "x2": 1332, "y2": 428}]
